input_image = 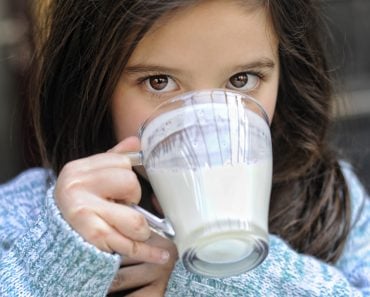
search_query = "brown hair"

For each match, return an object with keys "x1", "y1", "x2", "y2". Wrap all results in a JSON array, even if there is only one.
[
  {"x1": 267, "y1": 1, "x2": 350, "y2": 263},
  {"x1": 27, "y1": 0, "x2": 350, "y2": 263}
]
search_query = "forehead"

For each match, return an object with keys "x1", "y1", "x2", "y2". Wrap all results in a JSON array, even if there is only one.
[{"x1": 127, "y1": 1, "x2": 278, "y2": 69}]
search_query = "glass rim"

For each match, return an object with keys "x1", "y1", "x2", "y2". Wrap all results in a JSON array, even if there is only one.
[{"x1": 138, "y1": 88, "x2": 271, "y2": 137}]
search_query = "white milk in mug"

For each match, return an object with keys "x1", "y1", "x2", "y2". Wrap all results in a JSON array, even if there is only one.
[{"x1": 147, "y1": 159, "x2": 272, "y2": 264}]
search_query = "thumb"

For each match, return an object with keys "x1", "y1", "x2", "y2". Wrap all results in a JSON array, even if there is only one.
[{"x1": 108, "y1": 136, "x2": 141, "y2": 153}]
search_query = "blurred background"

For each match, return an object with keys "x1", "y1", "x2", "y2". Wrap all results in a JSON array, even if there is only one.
[
  {"x1": 0, "y1": 0, "x2": 369, "y2": 192},
  {"x1": 0, "y1": 0, "x2": 31, "y2": 183}
]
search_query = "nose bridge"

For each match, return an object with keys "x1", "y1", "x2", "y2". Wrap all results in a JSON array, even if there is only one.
[
  {"x1": 183, "y1": 67, "x2": 225, "y2": 92},
  {"x1": 190, "y1": 83, "x2": 221, "y2": 92}
]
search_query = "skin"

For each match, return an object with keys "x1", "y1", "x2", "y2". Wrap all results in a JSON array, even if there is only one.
[{"x1": 55, "y1": 1, "x2": 279, "y2": 296}]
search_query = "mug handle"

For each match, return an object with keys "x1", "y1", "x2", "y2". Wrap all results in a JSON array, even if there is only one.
[{"x1": 124, "y1": 151, "x2": 176, "y2": 239}]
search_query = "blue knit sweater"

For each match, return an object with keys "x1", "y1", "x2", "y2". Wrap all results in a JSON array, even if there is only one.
[{"x1": 0, "y1": 164, "x2": 369, "y2": 296}]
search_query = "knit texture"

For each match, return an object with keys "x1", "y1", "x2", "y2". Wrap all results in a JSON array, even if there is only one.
[{"x1": 0, "y1": 164, "x2": 369, "y2": 296}]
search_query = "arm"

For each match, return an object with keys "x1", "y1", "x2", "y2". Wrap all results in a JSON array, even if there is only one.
[
  {"x1": 0, "y1": 169, "x2": 120, "y2": 297},
  {"x1": 166, "y1": 166, "x2": 370, "y2": 297},
  {"x1": 1, "y1": 137, "x2": 175, "y2": 297}
]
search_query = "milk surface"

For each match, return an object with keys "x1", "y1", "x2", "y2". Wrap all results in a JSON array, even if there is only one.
[
  {"x1": 147, "y1": 159, "x2": 272, "y2": 253},
  {"x1": 141, "y1": 102, "x2": 271, "y2": 168}
]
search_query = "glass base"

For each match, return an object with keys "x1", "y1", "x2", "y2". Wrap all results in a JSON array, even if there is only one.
[{"x1": 181, "y1": 221, "x2": 268, "y2": 278}]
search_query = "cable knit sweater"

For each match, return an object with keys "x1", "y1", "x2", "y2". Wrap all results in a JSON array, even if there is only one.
[{"x1": 0, "y1": 164, "x2": 369, "y2": 296}]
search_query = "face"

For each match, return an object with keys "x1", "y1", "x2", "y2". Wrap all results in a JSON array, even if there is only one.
[{"x1": 112, "y1": 0, "x2": 279, "y2": 141}]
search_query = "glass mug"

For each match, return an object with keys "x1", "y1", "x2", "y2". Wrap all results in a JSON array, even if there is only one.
[{"x1": 127, "y1": 89, "x2": 272, "y2": 278}]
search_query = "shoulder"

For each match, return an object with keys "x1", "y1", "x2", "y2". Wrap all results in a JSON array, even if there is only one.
[
  {"x1": 0, "y1": 167, "x2": 52, "y2": 194},
  {"x1": 336, "y1": 162, "x2": 370, "y2": 283},
  {"x1": 339, "y1": 161, "x2": 368, "y2": 223}
]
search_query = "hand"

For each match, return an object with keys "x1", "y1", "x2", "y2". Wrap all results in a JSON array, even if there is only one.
[
  {"x1": 54, "y1": 136, "x2": 169, "y2": 264},
  {"x1": 109, "y1": 232, "x2": 178, "y2": 297}
]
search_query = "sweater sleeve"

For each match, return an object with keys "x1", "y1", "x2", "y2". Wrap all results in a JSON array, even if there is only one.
[
  {"x1": 165, "y1": 165, "x2": 370, "y2": 297},
  {"x1": 0, "y1": 169, "x2": 120, "y2": 297}
]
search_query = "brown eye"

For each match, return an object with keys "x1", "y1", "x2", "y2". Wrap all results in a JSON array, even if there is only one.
[
  {"x1": 227, "y1": 72, "x2": 259, "y2": 91},
  {"x1": 230, "y1": 73, "x2": 248, "y2": 88},
  {"x1": 144, "y1": 75, "x2": 178, "y2": 93},
  {"x1": 148, "y1": 75, "x2": 169, "y2": 90}
]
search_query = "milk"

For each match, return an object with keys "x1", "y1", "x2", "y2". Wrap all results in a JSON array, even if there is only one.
[{"x1": 147, "y1": 159, "x2": 272, "y2": 256}]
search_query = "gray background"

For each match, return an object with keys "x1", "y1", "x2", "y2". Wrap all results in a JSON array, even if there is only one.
[
  {"x1": 325, "y1": 0, "x2": 370, "y2": 192},
  {"x1": 0, "y1": 0, "x2": 27, "y2": 183},
  {"x1": 0, "y1": 0, "x2": 369, "y2": 192}
]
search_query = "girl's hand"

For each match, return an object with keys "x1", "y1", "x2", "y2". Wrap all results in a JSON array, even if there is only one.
[
  {"x1": 109, "y1": 232, "x2": 178, "y2": 296},
  {"x1": 54, "y1": 136, "x2": 170, "y2": 265}
]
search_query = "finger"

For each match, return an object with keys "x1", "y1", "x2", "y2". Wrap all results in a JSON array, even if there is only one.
[
  {"x1": 96, "y1": 200, "x2": 151, "y2": 242},
  {"x1": 82, "y1": 167, "x2": 141, "y2": 203},
  {"x1": 69, "y1": 205, "x2": 169, "y2": 264},
  {"x1": 107, "y1": 231, "x2": 170, "y2": 265},
  {"x1": 61, "y1": 153, "x2": 133, "y2": 176},
  {"x1": 120, "y1": 256, "x2": 143, "y2": 266},
  {"x1": 64, "y1": 190, "x2": 150, "y2": 242},
  {"x1": 109, "y1": 136, "x2": 141, "y2": 153},
  {"x1": 119, "y1": 231, "x2": 178, "y2": 266},
  {"x1": 58, "y1": 165, "x2": 141, "y2": 205},
  {"x1": 109, "y1": 263, "x2": 154, "y2": 292},
  {"x1": 146, "y1": 232, "x2": 178, "y2": 257},
  {"x1": 125, "y1": 283, "x2": 167, "y2": 297},
  {"x1": 70, "y1": 209, "x2": 120, "y2": 253}
]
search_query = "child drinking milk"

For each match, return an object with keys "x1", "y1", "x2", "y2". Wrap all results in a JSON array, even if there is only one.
[{"x1": 1, "y1": 0, "x2": 369, "y2": 296}]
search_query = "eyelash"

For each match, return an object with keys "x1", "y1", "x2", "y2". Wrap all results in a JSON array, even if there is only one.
[
  {"x1": 136, "y1": 73, "x2": 172, "y2": 85},
  {"x1": 229, "y1": 70, "x2": 266, "y2": 93},
  {"x1": 136, "y1": 70, "x2": 267, "y2": 94},
  {"x1": 244, "y1": 70, "x2": 266, "y2": 82},
  {"x1": 135, "y1": 74, "x2": 179, "y2": 100},
  {"x1": 248, "y1": 70, "x2": 265, "y2": 80}
]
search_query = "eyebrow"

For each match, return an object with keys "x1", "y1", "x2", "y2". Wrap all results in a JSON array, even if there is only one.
[
  {"x1": 123, "y1": 58, "x2": 276, "y2": 76},
  {"x1": 123, "y1": 65, "x2": 184, "y2": 76},
  {"x1": 232, "y1": 58, "x2": 276, "y2": 73}
]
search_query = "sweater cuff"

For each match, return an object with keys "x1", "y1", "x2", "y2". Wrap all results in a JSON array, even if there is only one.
[{"x1": 10, "y1": 185, "x2": 120, "y2": 296}]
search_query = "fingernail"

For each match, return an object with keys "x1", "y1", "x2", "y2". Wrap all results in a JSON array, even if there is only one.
[{"x1": 160, "y1": 250, "x2": 170, "y2": 264}]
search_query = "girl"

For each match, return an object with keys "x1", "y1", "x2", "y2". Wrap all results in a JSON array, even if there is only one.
[{"x1": 1, "y1": 0, "x2": 369, "y2": 296}]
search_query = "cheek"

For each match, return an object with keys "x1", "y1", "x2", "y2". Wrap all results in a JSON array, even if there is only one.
[
  {"x1": 259, "y1": 76, "x2": 279, "y2": 124},
  {"x1": 254, "y1": 90, "x2": 277, "y2": 125},
  {"x1": 264, "y1": 95, "x2": 277, "y2": 124},
  {"x1": 113, "y1": 109, "x2": 142, "y2": 141},
  {"x1": 111, "y1": 89, "x2": 150, "y2": 141}
]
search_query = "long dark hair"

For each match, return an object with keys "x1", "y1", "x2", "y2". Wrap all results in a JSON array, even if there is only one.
[{"x1": 28, "y1": 0, "x2": 350, "y2": 263}]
